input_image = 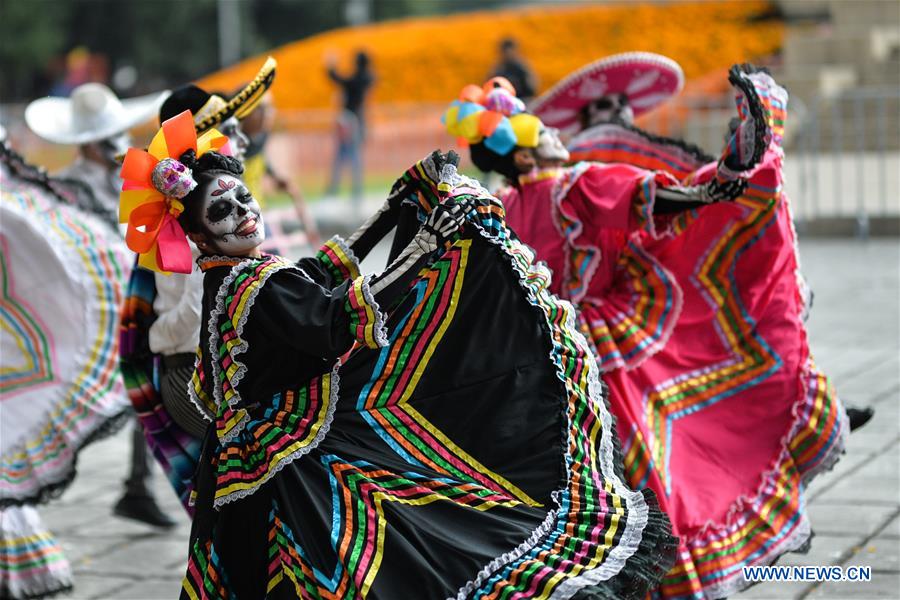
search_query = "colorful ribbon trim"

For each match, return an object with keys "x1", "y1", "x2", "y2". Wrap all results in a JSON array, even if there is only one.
[
  {"x1": 315, "y1": 236, "x2": 361, "y2": 284},
  {"x1": 345, "y1": 275, "x2": 388, "y2": 349}
]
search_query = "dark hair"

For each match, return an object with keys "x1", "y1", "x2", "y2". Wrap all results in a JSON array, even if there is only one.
[
  {"x1": 469, "y1": 141, "x2": 521, "y2": 182},
  {"x1": 500, "y1": 38, "x2": 517, "y2": 52},
  {"x1": 177, "y1": 149, "x2": 244, "y2": 234},
  {"x1": 159, "y1": 85, "x2": 212, "y2": 123}
]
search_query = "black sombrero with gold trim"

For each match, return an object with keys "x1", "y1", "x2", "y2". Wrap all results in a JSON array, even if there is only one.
[{"x1": 160, "y1": 56, "x2": 276, "y2": 133}]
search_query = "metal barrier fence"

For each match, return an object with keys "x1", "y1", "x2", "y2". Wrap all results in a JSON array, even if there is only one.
[
  {"x1": 791, "y1": 87, "x2": 900, "y2": 236},
  {"x1": 269, "y1": 88, "x2": 900, "y2": 237},
  {"x1": 623, "y1": 87, "x2": 900, "y2": 236}
]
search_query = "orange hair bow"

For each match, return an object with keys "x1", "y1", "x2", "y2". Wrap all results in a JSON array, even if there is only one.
[{"x1": 119, "y1": 110, "x2": 229, "y2": 274}]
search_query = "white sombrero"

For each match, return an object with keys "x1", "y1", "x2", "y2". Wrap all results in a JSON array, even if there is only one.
[
  {"x1": 25, "y1": 83, "x2": 169, "y2": 145},
  {"x1": 531, "y1": 52, "x2": 684, "y2": 135}
]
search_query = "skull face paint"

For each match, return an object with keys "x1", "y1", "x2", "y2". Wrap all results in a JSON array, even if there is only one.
[
  {"x1": 586, "y1": 94, "x2": 634, "y2": 126},
  {"x1": 534, "y1": 126, "x2": 570, "y2": 164},
  {"x1": 217, "y1": 117, "x2": 250, "y2": 160},
  {"x1": 198, "y1": 174, "x2": 265, "y2": 255}
]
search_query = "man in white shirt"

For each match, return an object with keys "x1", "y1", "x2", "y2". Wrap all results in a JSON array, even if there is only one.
[{"x1": 146, "y1": 240, "x2": 207, "y2": 438}]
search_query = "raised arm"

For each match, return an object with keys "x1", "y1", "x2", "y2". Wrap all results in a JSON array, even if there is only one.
[
  {"x1": 367, "y1": 197, "x2": 471, "y2": 306},
  {"x1": 653, "y1": 177, "x2": 750, "y2": 213},
  {"x1": 260, "y1": 163, "x2": 470, "y2": 358},
  {"x1": 327, "y1": 66, "x2": 348, "y2": 86},
  {"x1": 333, "y1": 150, "x2": 457, "y2": 264}
]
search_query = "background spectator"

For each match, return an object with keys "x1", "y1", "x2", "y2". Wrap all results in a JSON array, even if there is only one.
[
  {"x1": 325, "y1": 50, "x2": 374, "y2": 210},
  {"x1": 489, "y1": 37, "x2": 537, "y2": 101}
]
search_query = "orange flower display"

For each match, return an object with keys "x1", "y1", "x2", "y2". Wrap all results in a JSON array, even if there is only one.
[{"x1": 199, "y1": 0, "x2": 783, "y2": 116}]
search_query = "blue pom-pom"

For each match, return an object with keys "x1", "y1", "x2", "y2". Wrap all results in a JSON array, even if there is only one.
[
  {"x1": 456, "y1": 101, "x2": 485, "y2": 121},
  {"x1": 484, "y1": 118, "x2": 516, "y2": 155}
]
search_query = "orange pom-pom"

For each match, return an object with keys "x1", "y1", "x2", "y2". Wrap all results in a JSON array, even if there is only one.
[
  {"x1": 459, "y1": 84, "x2": 486, "y2": 105},
  {"x1": 483, "y1": 77, "x2": 516, "y2": 97},
  {"x1": 478, "y1": 110, "x2": 504, "y2": 137},
  {"x1": 456, "y1": 136, "x2": 470, "y2": 148}
]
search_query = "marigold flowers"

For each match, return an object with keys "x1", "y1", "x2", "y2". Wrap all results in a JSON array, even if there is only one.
[{"x1": 200, "y1": 1, "x2": 783, "y2": 122}]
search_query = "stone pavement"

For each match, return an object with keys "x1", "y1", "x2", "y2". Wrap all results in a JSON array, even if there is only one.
[
  {"x1": 41, "y1": 238, "x2": 899, "y2": 599},
  {"x1": 735, "y1": 239, "x2": 900, "y2": 600}
]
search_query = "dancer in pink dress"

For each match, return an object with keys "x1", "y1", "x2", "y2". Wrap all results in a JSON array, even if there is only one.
[{"x1": 444, "y1": 62, "x2": 846, "y2": 598}]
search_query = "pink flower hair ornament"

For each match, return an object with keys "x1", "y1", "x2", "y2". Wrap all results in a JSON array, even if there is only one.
[{"x1": 119, "y1": 110, "x2": 231, "y2": 274}]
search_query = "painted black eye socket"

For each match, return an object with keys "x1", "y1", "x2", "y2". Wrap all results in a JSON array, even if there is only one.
[
  {"x1": 236, "y1": 188, "x2": 253, "y2": 204},
  {"x1": 207, "y1": 200, "x2": 232, "y2": 222}
]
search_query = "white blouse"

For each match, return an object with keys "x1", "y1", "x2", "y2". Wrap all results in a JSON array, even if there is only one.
[{"x1": 148, "y1": 244, "x2": 205, "y2": 355}]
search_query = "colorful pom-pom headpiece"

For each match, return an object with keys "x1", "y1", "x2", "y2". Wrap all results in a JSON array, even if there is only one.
[
  {"x1": 443, "y1": 77, "x2": 542, "y2": 156},
  {"x1": 118, "y1": 109, "x2": 230, "y2": 274}
]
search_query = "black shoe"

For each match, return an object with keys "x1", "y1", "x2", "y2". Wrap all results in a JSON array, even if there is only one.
[
  {"x1": 113, "y1": 493, "x2": 177, "y2": 528},
  {"x1": 847, "y1": 406, "x2": 875, "y2": 432}
]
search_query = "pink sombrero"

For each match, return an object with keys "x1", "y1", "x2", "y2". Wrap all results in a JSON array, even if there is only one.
[{"x1": 531, "y1": 52, "x2": 684, "y2": 135}]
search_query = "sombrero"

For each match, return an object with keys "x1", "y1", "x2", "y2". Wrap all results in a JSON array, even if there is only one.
[
  {"x1": 25, "y1": 83, "x2": 169, "y2": 145},
  {"x1": 531, "y1": 52, "x2": 684, "y2": 135},
  {"x1": 161, "y1": 56, "x2": 276, "y2": 134}
]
